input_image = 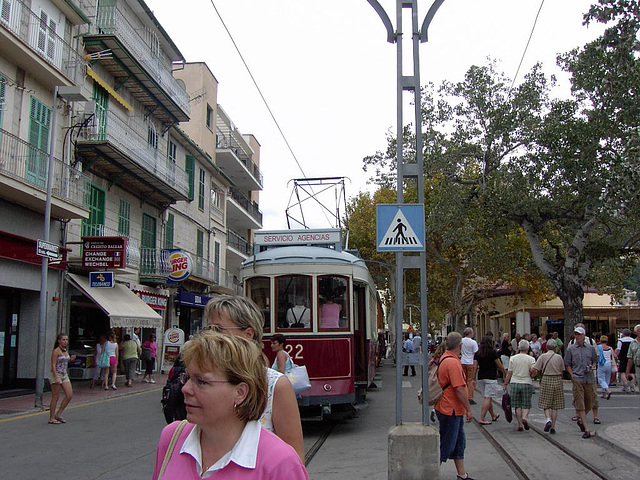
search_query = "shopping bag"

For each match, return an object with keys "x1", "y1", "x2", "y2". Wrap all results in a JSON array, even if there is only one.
[
  {"x1": 501, "y1": 391, "x2": 513, "y2": 423},
  {"x1": 285, "y1": 365, "x2": 311, "y2": 395}
]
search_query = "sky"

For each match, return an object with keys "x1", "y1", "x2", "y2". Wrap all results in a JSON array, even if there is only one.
[{"x1": 147, "y1": 0, "x2": 606, "y2": 230}]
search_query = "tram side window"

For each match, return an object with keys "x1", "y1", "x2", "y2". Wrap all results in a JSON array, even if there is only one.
[
  {"x1": 318, "y1": 275, "x2": 349, "y2": 330},
  {"x1": 276, "y1": 275, "x2": 312, "y2": 330},
  {"x1": 246, "y1": 277, "x2": 271, "y2": 333}
]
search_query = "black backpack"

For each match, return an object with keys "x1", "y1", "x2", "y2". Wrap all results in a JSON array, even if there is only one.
[{"x1": 161, "y1": 360, "x2": 187, "y2": 424}]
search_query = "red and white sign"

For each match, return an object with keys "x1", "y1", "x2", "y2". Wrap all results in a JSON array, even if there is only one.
[
  {"x1": 254, "y1": 229, "x2": 342, "y2": 246},
  {"x1": 133, "y1": 285, "x2": 169, "y2": 310},
  {"x1": 167, "y1": 250, "x2": 192, "y2": 282}
]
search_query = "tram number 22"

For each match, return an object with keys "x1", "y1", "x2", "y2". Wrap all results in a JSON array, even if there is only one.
[{"x1": 284, "y1": 344, "x2": 304, "y2": 360}]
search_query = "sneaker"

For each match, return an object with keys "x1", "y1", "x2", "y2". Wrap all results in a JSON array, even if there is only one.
[
  {"x1": 544, "y1": 420, "x2": 552, "y2": 432},
  {"x1": 631, "y1": 386, "x2": 636, "y2": 393},
  {"x1": 430, "y1": 410, "x2": 436, "y2": 423},
  {"x1": 150, "y1": 379, "x2": 156, "y2": 384},
  {"x1": 111, "y1": 385, "x2": 117, "y2": 390},
  {"x1": 143, "y1": 378, "x2": 150, "y2": 383},
  {"x1": 622, "y1": 386, "x2": 629, "y2": 393}
]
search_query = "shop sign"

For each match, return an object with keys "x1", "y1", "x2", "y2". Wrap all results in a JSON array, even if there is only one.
[
  {"x1": 135, "y1": 291, "x2": 168, "y2": 310},
  {"x1": 82, "y1": 236, "x2": 127, "y2": 268},
  {"x1": 161, "y1": 328, "x2": 185, "y2": 373},
  {"x1": 89, "y1": 271, "x2": 115, "y2": 288},
  {"x1": 176, "y1": 291, "x2": 211, "y2": 308},
  {"x1": 166, "y1": 249, "x2": 192, "y2": 283},
  {"x1": 0, "y1": 230, "x2": 67, "y2": 270}
]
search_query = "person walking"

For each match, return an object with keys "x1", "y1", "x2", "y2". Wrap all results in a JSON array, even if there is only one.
[
  {"x1": 500, "y1": 333, "x2": 512, "y2": 371},
  {"x1": 568, "y1": 323, "x2": 601, "y2": 424},
  {"x1": 48, "y1": 333, "x2": 75, "y2": 424},
  {"x1": 132, "y1": 327, "x2": 142, "y2": 375},
  {"x1": 141, "y1": 333, "x2": 158, "y2": 384},
  {"x1": 434, "y1": 332, "x2": 476, "y2": 480},
  {"x1": 504, "y1": 339, "x2": 535, "y2": 431},
  {"x1": 152, "y1": 331, "x2": 309, "y2": 480},
  {"x1": 270, "y1": 334, "x2": 293, "y2": 374},
  {"x1": 412, "y1": 332, "x2": 422, "y2": 354},
  {"x1": 596, "y1": 335, "x2": 617, "y2": 399},
  {"x1": 461, "y1": 327, "x2": 478, "y2": 405},
  {"x1": 626, "y1": 324, "x2": 640, "y2": 392},
  {"x1": 616, "y1": 328, "x2": 635, "y2": 392},
  {"x1": 565, "y1": 326, "x2": 597, "y2": 439},
  {"x1": 474, "y1": 335, "x2": 506, "y2": 425},
  {"x1": 531, "y1": 338, "x2": 565, "y2": 434},
  {"x1": 402, "y1": 334, "x2": 416, "y2": 376},
  {"x1": 90, "y1": 334, "x2": 108, "y2": 389},
  {"x1": 120, "y1": 334, "x2": 139, "y2": 387},
  {"x1": 105, "y1": 332, "x2": 119, "y2": 390}
]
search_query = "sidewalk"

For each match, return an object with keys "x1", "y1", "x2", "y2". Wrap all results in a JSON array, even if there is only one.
[{"x1": 0, "y1": 373, "x2": 166, "y2": 420}]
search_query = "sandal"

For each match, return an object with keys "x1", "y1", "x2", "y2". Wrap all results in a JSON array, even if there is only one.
[
  {"x1": 478, "y1": 421, "x2": 492, "y2": 425},
  {"x1": 522, "y1": 419, "x2": 530, "y2": 430},
  {"x1": 571, "y1": 415, "x2": 579, "y2": 421},
  {"x1": 457, "y1": 474, "x2": 477, "y2": 480},
  {"x1": 593, "y1": 418, "x2": 601, "y2": 424},
  {"x1": 491, "y1": 414, "x2": 500, "y2": 422},
  {"x1": 582, "y1": 431, "x2": 595, "y2": 439},
  {"x1": 55, "y1": 417, "x2": 66, "y2": 424},
  {"x1": 48, "y1": 419, "x2": 62, "y2": 424},
  {"x1": 577, "y1": 420, "x2": 586, "y2": 432}
]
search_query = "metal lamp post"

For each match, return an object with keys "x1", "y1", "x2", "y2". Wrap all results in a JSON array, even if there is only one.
[{"x1": 366, "y1": 0, "x2": 445, "y2": 426}]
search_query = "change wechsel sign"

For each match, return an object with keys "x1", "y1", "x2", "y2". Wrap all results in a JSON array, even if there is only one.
[{"x1": 82, "y1": 236, "x2": 127, "y2": 268}]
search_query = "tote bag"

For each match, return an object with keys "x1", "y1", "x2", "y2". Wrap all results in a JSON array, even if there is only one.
[
  {"x1": 285, "y1": 364, "x2": 311, "y2": 395},
  {"x1": 97, "y1": 345, "x2": 110, "y2": 368}
]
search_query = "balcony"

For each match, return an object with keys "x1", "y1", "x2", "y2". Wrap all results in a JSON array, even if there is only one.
[
  {"x1": 78, "y1": 223, "x2": 140, "y2": 269},
  {"x1": 227, "y1": 187, "x2": 262, "y2": 230},
  {"x1": 0, "y1": 0, "x2": 85, "y2": 87},
  {"x1": 83, "y1": 5, "x2": 190, "y2": 123},
  {"x1": 139, "y1": 248, "x2": 224, "y2": 287},
  {"x1": 0, "y1": 128, "x2": 90, "y2": 219},
  {"x1": 227, "y1": 230, "x2": 252, "y2": 257},
  {"x1": 75, "y1": 110, "x2": 189, "y2": 206},
  {"x1": 216, "y1": 109, "x2": 262, "y2": 191}
]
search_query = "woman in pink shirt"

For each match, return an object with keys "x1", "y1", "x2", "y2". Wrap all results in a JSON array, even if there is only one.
[{"x1": 152, "y1": 331, "x2": 308, "y2": 480}]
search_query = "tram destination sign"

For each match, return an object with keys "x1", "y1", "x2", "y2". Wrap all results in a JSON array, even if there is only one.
[{"x1": 82, "y1": 236, "x2": 127, "y2": 269}]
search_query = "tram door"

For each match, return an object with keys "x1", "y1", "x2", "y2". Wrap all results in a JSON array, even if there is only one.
[{"x1": 353, "y1": 284, "x2": 367, "y2": 382}]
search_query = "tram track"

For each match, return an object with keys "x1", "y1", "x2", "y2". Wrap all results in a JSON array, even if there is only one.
[
  {"x1": 304, "y1": 422, "x2": 335, "y2": 468},
  {"x1": 473, "y1": 416, "x2": 614, "y2": 480}
]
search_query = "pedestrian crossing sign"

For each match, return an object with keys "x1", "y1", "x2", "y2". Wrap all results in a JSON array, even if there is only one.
[{"x1": 376, "y1": 204, "x2": 425, "y2": 252}]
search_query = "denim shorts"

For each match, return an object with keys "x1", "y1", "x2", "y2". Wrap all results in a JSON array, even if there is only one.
[{"x1": 436, "y1": 411, "x2": 466, "y2": 462}]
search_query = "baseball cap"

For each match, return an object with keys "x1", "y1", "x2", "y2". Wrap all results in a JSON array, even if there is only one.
[{"x1": 574, "y1": 326, "x2": 586, "y2": 335}]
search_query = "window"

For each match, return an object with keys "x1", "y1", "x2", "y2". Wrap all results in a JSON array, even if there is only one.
[
  {"x1": 165, "y1": 212, "x2": 174, "y2": 249},
  {"x1": 37, "y1": 10, "x2": 57, "y2": 63},
  {"x1": 210, "y1": 186, "x2": 222, "y2": 210},
  {"x1": 167, "y1": 140, "x2": 177, "y2": 176},
  {"x1": 1, "y1": 0, "x2": 12, "y2": 26},
  {"x1": 27, "y1": 97, "x2": 51, "y2": 187},
  {"x1": 247, "y1": 277, "x2": 271, "y2": 333},
  {"x1": 185, "y1": 155, "x2": 195, "y2": 201},
  {"x1": 198, "y1": 168, "x2": 205, "y2": 210},
  {"x1": 118, "y1": 199, "x2": 130, "y2": 236},
  {"x1": 141, "y1": 213, "x2": 157, "y2": 249},
  {"x1": 92, "y1": 84, "x2": 108, "y2": 140},
  {"x1": 276, "y1": 275, "x2": 312, "y2": 331},
  {"x1": 206, "y1": 104, "x2": 213, "y2": 129},
  {"x1": 147, "y1": 123, "x2": 158, "y2": 150},
  {"x1": 195, "y1": 228, "x2": 205, "y2": 276},
  {"x1": 318, "y1": 275, "x2": 349, "y2": 331},
  {"x1": 82, "y1": 184, "x2": 105, "y2": 237}
]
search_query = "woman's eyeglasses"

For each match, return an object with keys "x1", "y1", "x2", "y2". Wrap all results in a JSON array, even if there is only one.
[
  {"x1": 204, "y1": 324, "x2": 246, "y2": 333},
  {"x1": 178, "y1": 372, "x2": 229, "y2": 389}
]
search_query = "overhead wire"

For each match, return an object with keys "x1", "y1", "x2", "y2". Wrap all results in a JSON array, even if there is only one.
[
  {"x1": 208, "y1": 0, "x2": 307, "y2": 178},
  {"x1": 510, "y1": 0, "x2": 545, "y2": 91}
]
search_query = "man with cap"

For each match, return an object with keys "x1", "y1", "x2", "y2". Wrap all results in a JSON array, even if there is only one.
[{"x1": 564, "y1": 325, "x2": 597, "y2": 439}]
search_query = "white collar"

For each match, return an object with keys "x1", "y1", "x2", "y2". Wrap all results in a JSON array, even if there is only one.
[{"x1": 180, "y1": 421, "x2": 261, "y2": 477}]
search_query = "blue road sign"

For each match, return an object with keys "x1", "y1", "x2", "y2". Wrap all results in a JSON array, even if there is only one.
[
  {"x1": 89, "y1": 271, "x2": 115, "y2": 288},
  {"x1": 376, "y1": 204, "x2": 425, "y2": 252}
]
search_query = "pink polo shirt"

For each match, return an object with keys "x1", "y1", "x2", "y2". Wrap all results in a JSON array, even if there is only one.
[{"x1": 152, "y1": 421, "x2": 309, "y2": 480}]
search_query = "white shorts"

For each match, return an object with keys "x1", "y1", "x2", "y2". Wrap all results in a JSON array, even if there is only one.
[{"x1": 477, "y1": 379, "x2": 502, "y2": 399}]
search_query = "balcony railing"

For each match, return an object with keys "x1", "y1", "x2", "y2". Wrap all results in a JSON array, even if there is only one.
[
  {"x1": 140, "y1": 248, "x2": 228, "y2": 286},
  {"x1": 80, "y1": 223, "x2": 140, "y2": 268},
  {"x1": 78, "y1": 111, "x2": 189, "y2": 197},
  {"x1": 1, "y1": 0, "x2": 85, "y2": 83},
  {"x1": 228, "y1": 187, "x2": 263, "y2": 225},
  {"x1": 215, "y1": 134, "x2": 263, "y2": 187},
  {"x1": 227, "y1": 230, "x2": 252, "y2": 256},
  {"x1": 0, "y1": 127, "x2": 91, "y2": 208},
  {"x1": 93, "y1": 5, "x2": 190, "y2": 115}
]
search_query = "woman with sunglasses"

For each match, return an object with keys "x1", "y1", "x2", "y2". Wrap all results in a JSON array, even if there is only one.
[
  {"x1": 152, "y1": 331, "x2": 308, "y2": 479},
  {"x1": 204, "y1": 295, "x2": 304, "y2": 460}
]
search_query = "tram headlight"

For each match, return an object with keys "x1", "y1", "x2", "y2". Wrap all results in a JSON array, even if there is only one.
[{"x1": 323, "y1": 384, "x2": 332, "y2": 392}]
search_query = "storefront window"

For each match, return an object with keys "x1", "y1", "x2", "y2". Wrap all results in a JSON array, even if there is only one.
[
  {"x1": 246, "y1": 277, "x2": 271, "y2": 332},
  {"x1": 276, "y1": 275, "x2": 312, "y2": 330},
  {"x1": 318, "y1": 275, "x2": 349, "y2": 330}
]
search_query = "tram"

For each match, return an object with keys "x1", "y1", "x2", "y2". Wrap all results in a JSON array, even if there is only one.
[{"x1": 240, "y1": 229, "x2": 384, "y2": 418}]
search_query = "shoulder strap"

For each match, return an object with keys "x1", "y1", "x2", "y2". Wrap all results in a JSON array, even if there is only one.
[
  {"x1": 292, "y1": 307, "x2": 306, "y2": 323},
  {"x1": 436, "y1": 355, "x2": 452, "y2": 390},
  {"x1": 540, "y1": 352, "x2": 554, "y2": 376},
  {"x1": 158, "y1": 420, "x2": 188, "y2": 479}
]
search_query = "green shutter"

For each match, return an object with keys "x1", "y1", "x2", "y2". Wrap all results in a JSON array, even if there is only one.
[
  {"x1": 165, "y1": 212, "x2": 174, "y2": 249},
  {"x1": 82, "y1": 184, "x2": 105, "y2": 236},
  {"x1": 92, "y1": 84, "x2": 108, "y2": 140},
  {"x1": 196, "y1": 229, "x2": 204, "y2": 258},
  {"x1": 118, "y1": 199, "x2": 130, "y2": 236},
  {"x1": 185, "y1": 155, "x2": 195, "y2": 201},
  {"x1": 198, "y1": 168, "x2": 205, "y2": 210},
  {"x1": 141, "y1": 213, "x2": 157, "y2": 249}
]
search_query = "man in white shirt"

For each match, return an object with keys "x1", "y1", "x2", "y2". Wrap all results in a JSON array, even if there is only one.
[
  {"x1": 402, "y1": 335, "x2": 416, "y2": 376},
  {"x1": 461, "y1": 327, "x2": 479, "y2": 405},
  {"x1": 412, "y1": 333, "x2": 422, "y2": 354}
]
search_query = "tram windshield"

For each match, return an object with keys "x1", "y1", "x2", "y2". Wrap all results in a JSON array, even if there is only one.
[
  {"x1": 318, "y1": 275, "x2": 349, "y2": 331},
  {"x1": 246, "y1": 277, "x2": 271, "y2": 333},
  {"x1": 276, "y1": 275, "x2": 312, "y2": 330}
]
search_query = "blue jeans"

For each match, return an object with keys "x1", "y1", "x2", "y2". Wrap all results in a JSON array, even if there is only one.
[{"x1": 436, "y1": 410, "x2": 466, "y2": 463}]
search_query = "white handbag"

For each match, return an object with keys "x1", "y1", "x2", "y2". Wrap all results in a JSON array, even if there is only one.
[{"x1": 285, "y1": 364, "x2": 311, "y2": 395}]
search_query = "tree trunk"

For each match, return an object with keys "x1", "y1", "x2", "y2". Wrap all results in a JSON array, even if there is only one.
[{"x1": 556, "y1": 279, "x2": 585, "y2": 344}]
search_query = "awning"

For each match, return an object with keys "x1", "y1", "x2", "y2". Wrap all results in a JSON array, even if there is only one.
[
  {"x1": 86, "y1": 66, "x2": 134, "y2": 113},
  {"x1": 67, "y1": 273, "x2": 162, "y2": 329}
]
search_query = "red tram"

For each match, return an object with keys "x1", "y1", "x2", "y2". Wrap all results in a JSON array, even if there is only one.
[{"x1": 241, "y1": 229, "x2": 383, "y2": 418}]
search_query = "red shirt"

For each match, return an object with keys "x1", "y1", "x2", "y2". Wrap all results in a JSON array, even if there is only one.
[{"x1": 435, "y1": 351, "x2": 468, "y2": 416}]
